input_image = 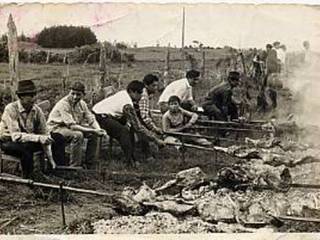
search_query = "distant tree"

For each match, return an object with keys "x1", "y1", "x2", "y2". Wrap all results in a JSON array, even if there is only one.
[
  {"x1": 115, "y1": 42, "x2": 128, "y2": 50},
  {"x1": 1, "y1": 34, "x2": 8, "y2": 43},
  {"x1": 36, "y1": 25, "x2": 97, "y2": 48},
  {"x1": 18, "y1": 32, "x2": 27, "y2": 41}
]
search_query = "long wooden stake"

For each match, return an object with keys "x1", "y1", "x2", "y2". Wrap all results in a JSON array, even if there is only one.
[
  {"x1": 164, "y1": 131, "x2": 243, "y2": 143},
  {"x1": 59, "y1": 182, "x2": 66, "y2": 227},
  {"x1": 166, "y1": 142, "x2": 217, "y2": 152},
  {"x1": 277, "y1": 215, "x2": 320, "y2": 223},
  {"x1": 0, "y1": 176, "x2": 115, "y2": 197},
  {"x1": 150, "y1": 109, "x2": 267, "y2": 126},
  {"x1": 189, "y1": 125, "x2": 273, "y2": 133}
]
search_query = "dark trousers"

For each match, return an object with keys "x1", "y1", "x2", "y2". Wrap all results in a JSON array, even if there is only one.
[
  {"x1": 95, "y1": 114, "x2": 135, "y2": 164},
  {"x1": 1, "y1": 133, "x2": 65, "y2": 178},
  {"x1": 203, "y1": 103, "x2": 238, "y2": 121}
]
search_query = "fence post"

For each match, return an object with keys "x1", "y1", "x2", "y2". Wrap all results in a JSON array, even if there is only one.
[
  {"x1": 7, "y1": 14, "x2": 20, "y2": 99},
  {"x1": 117, "y1": 52, "x2": 124, "y2": 89},
  {"x1": 163, "y1": 48, "x2": 171, "y2": 87},
  {"x1": 201, "y1": 51, "x2": 206, "y2": 79},
  {"x1": 165, "y1": 48, "x2": 170, "y2": 72},
  {"x1": 46, "y1": 51, "x2": 50, "y2": 64},
  {"x1": 63, "y1": 52, "x2": 67, "y2": 64},
  {"x1": 99, "y1": 42, "x2": 107, "y2": 72}
]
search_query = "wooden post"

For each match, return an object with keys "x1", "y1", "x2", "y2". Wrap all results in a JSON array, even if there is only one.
[
  {"x1": 201, "y1": 51, "x2": 206, "y2": 79},
  {"x1": 7, "y1": 14, "x2": 20, "y2": 99},
  {"x1": 99, "y1": 42, "x2": 107, "y2": 72},
  {"x1": 165, "y1": 48, "x2": 170, "y2": 72},
  {"x1": 63, "y1": 52, "x2": 67, "y2": 64},
  {"x1": 117, "y1": 53, "x2": 124, "y2": 89},
  {"x1": 62, "y1": 58, "x2": 69, "y2": 94},
  {"x1": 163, "y1": 48, "x2": 170, "y2": 87},
  {"x1": 240, "y1": 52, "x2": 247, "y2": 76},
  {"x1": 46, "y1": 51, "x2": 50, "y2": 64}
]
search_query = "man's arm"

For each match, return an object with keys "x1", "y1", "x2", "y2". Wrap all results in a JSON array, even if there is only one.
[
  {"x1": 181, "y1": 108, "x2": 198, "y2": 127},
  {"x1": 139, "y1": 95, "x2": 161, "y2": 133},
  {"x1": 2, "y1": 106, "x2": 42, "y2": 143},
  {"x1": 123, "y1": 104, "x2": 162, "y2": 143}
]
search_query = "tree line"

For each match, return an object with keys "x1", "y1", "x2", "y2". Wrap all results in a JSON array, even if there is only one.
[{"x1": 36, "y1": 25, "x2": 97, "y2": 48}]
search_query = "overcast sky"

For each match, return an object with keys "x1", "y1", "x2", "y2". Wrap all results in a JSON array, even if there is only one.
[{"x1": 0, "y1": 3, "x2": 319, "y2": 50}]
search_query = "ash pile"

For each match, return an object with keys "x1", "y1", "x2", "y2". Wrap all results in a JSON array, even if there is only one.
[{"x1": 93, "y1": 135, "x2": 320, "y2": 234}]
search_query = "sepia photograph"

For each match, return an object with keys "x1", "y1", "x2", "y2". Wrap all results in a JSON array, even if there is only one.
[{"x1": 1, "y1": 0, "x2": 320, "y2": 237}]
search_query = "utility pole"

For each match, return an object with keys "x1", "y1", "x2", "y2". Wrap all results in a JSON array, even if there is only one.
[
  {"x1": 181, "y1": 7, "x2": 185, "y2": 49},
  {"x1": 181, "y1": 7, "x2": 186, "y2": 70}
]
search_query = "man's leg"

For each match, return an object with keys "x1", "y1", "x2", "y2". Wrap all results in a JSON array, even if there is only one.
[
  {"x1": 268, "y1": 88, "x2": 278, "y2": 109},
  {"x1": 136, "y1": 131, "x2": 152, "y2": 159},
  {"x1": 83, "y1": 132, "x2": 99, "y2": 168},
  {"x1": 53, "y1": 128, "x2": 84, "y2": 167},
  {"x1": 1, "y1": 141, "x2": 42, "y2": 178},
  {"x1": 50, "y1": 132, "x2": 66, "y2": 166},
  {"x1": 202, "y1": 104, "x2": 226, "y2": 121},
  {"x1": 96, "y1": 115, "x2": 135, "y2": 165},
  {"x1": 228, "y1": 102, "x2": 239, "y2": 120}
]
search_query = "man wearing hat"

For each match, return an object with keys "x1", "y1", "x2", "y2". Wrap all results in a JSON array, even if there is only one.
[
  {"x1": 0, "y1": 79, "x2": 65, "y2": 178},
  {"x1": 202, "y1": 71, "x2": 240, "y2": 121},
  {"x1": 47, "y1": 81, "x2": 106, "y2": 168},
  {"x1": 158, "y1": 70, "x2": 201, "y2": 113}
]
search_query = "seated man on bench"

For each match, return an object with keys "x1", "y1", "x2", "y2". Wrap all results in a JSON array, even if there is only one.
[
  {"x1": 47, "y1": 81, "x2": 106, "y2": 169},
  {"x1": 0, "y1": 80, "x2": 65, "y2": 179}
]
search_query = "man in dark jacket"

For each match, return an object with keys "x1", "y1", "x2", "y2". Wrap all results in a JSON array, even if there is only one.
[{"x1": 202, "y1": 71, "x2": 240, "y2": 121}]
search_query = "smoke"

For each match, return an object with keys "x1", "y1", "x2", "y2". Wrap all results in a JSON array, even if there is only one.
[{"x1": 284, "y1": 50, "x2": 320, "y2": 144}]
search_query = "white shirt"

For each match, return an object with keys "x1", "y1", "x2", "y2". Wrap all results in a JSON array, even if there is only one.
[
  {"x1": 277, "y1": 49, "x2": 286, "y2": 64},
  {"x1": 92, "y1": 90, "x2": 133, "y2": 118},
  {"x1": 158, "y1": 78, "x2": 193, "y2": 103}
]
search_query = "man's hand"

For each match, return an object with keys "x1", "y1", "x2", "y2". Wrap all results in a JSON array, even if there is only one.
[
  {"x1": 190, "y1": 105, "x2": 198, "y2": 112},
  {"x1": 39, "y1": 135, "x2": 54, "y2": 145},
  {"x1": 156, "y1": 139, "x2": 166, "y2": 148},
  {"x1": 154, "y1": 127, "x2": 163, "y2": 135},
  {"x1": 94, "y1": 129, "x2": 107, "y2": 137},
  {"x1": 238, "y1": 116, "x2": 247, "y2": 123}
]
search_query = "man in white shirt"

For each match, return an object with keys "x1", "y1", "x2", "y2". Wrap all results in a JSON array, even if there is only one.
[
  {"x1": 93, "y1": 80, "x2": 164, "y2": 166},
  {"x1": 158, "y1": 70, "x2": 200, "y2": 113}
]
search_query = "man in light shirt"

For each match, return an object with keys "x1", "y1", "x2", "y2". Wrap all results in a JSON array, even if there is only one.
[
  {"x1": 158, "y1": 70, "x2": 200, "y2": 113},
  {"x1": 93, "y1": 80, "x2": 165, "y2": 167},
  {"x1": 47, "y1": 81, "x2": 106, "y2": 169}
]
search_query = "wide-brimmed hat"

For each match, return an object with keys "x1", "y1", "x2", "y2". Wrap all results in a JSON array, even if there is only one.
[
  {"x1": 228, "y1": 71, "x2": 240, "y2": 81},
  {"x1": 16, "y1": 80, "x2": 37, "y2": 95}
]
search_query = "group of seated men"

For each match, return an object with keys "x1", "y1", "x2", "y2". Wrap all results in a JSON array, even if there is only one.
[{"x1": 0, "y1": 69, "x2": 241, "y2": 178}]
